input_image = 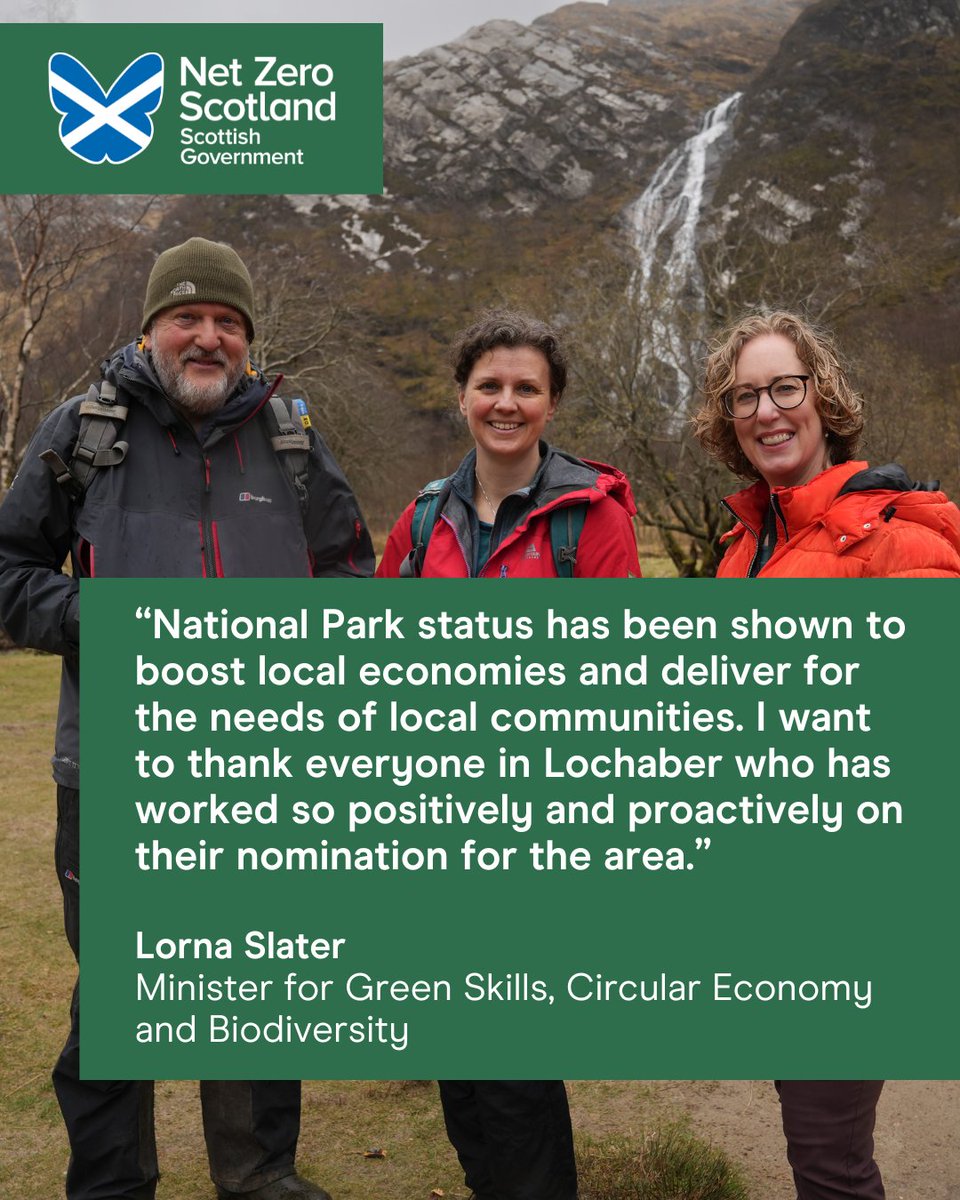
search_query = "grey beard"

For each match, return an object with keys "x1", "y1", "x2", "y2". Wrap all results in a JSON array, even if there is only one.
[{"x1": 151, "y1": 346, "x2": 247, "y2": 416}]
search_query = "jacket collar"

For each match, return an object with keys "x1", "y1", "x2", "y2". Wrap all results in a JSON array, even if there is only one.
[
  {"x1": 721, "y1": 460, "x2": 959, "y2": 558},
  {"x1": 722, "y1": 461, "x2": 870, "y2": 540},
  {"x1": 441, "y1": 442, "x2": 635, "y2": 574},
  {"x1": 104, "y1": 340, "x2": 272, "y2": 442},
  {"x1": 449, "y1": 442, "x2": 629, "y2": 511}
]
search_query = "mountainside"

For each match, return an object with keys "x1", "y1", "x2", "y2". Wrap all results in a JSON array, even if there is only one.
[
  {"x1": 10, "y1": 0, "x2": 957, "y2": 549},
  {"x1": 142, "y1": 0, "x2": 960, "y2": 517},
  {"x1": 703, "y1": 0, "x2": 960, "y2": 473},
  {"x1": 384, "y1": 0, "x2": 801, "y2": 212},
  {"x1": 710, "y1": 0, "x2": 959, "y2": 261},
  {"x1": 296, "y1": 0, "x2": 802, "y2": 271}
]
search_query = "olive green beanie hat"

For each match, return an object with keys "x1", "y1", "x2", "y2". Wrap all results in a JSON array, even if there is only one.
[{"x1": 142, "y1": 237, "x2": 255, "y2": 340}]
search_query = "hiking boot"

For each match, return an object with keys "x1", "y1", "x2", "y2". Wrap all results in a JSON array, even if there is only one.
[{"x1": 215, "y1": 1174, "x2": 332, "y2": 1200}]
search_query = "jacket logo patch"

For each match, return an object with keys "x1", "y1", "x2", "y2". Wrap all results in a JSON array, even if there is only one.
[
  {"x1": 48, "y1": 52, "x2": 164, "y2": 165},
  {"x1": 239, "y1": 492, "x2": 273, "y2": 504},
  {"x1": 523, "y1": 543, "x2": 542, "y2": 559}
]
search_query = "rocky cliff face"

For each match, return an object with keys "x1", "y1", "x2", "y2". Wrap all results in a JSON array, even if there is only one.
[
  {"x1": 293, "y1": 0, "x2": 802, "y2": 270},
  {"x1": 383, "y1": 2, "x2": 790, "y2": 212}
]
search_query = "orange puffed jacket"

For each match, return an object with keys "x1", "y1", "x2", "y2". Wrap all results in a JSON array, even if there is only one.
[{"x1": 717, "y1": 460, "x2": 960, "y2": 578}]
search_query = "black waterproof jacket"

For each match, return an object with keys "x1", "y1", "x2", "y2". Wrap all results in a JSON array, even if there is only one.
[{"x1": 0, "y1": 341, "x2": 374, "y2": 787}]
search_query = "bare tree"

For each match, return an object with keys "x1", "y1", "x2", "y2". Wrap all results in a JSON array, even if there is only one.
[
  {"x1": 0, "y1": 195, "x2": 154, "y2": 491},
  {"x1": 554, "y1": 246, "x2": 734, "y2": 576},
  {"x1": 245, "y1": 246, "x2": 411, "y2": 510},
  {"x1": 253, "y1": 250, "x2": 364, "y2": 427}
]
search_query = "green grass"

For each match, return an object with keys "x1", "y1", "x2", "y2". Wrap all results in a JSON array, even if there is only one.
[
  {"x1": 0, "y1": 651, "x2": 73, "y2": 1193},
  {"x1": 578, "y1": 1127, "x2": 749, "y2": 1200},
  {"x1": 638, "y1": 555, "x2": 679, "y2": 579},
  {"x1": 0, "y1": 651, "x2": 748, "y2": 1199}
]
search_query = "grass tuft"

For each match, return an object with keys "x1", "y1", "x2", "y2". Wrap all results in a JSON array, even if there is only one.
[{"x1": 577, "y1": 1126, "x2": 749, "y2": 1200}]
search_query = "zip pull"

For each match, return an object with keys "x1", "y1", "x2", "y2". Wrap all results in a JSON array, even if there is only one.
[{"x1": 204, "y1": 456, "x2": 211, "y2": 494}]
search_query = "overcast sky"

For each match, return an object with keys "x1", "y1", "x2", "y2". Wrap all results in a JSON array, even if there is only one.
[{"x1": 67, "y1": 0, "x2": 576, "y2": 61}]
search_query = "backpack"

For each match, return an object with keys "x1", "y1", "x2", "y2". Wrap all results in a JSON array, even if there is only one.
[
  {"x1": 401, "y1": 476, "x2": 587, "y2": 578},
  {"x1": 39, "y1": 381, "x2": 313, "y2": 517}
]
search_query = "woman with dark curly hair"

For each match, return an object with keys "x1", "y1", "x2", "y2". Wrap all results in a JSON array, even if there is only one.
[
  {"x1": 379, "y1": 308, "x2": 641, "y2": 1199},
  {"x1": 694, "y1": 310, "x2": 960, "y2": 1200},
  {"x1": 378, "y1": 309, "x2": 641, "y2": 580},
  {"x1": 694, "y1": 309, "x2": 960, "y2": 579}
]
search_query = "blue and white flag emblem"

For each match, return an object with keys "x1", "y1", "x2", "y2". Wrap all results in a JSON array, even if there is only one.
[{"x1": 48, "y1": 52, "x2": 164, "y2": 165}]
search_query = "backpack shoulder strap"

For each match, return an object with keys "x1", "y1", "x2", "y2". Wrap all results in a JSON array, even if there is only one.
[
  {"x1": 40, "y1": 380, "x2": 130, "y2": 502},
  {"x1": 550, "y1": 502, "x2": 588, "y2": 578},
  {"x1": 400, "y1": 477, "x2": 451, "y2": 578},
  {"x1": 261, "y1": 394, "x2": 311, "y2": 519}
]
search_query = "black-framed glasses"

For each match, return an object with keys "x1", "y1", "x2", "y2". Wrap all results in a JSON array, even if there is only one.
[{"x1": 723, "y1": 375, "x2": 810, "y2": 419}]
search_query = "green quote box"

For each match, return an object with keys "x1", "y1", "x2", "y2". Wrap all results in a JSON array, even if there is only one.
[
  {"x1": 1, "y1": 24, "x2": 382, "y2": 194},
  {"x1": 81, "y1": 578, "x2": 957, "y2": 1079}
]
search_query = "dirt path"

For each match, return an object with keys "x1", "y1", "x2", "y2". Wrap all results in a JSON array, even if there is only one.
[{"x1": 568, "y1": 1079, "x2": 960, "y2": 1199}]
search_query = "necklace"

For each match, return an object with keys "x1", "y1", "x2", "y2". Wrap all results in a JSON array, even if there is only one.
[{"x1": 475, "y1": 470, "x2": 499, "y2": 518}]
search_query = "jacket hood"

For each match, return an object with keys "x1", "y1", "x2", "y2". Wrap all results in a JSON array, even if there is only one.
[
  {"x1": 102, "y1": 339, "x2": 272, "y2": 439},
  {"x1": 536, "y1": 444, "x2": 638, "y2": 515},
  {"x1": 836, "y1": 462, "x2": 944, "y2": 496},
  {"x1": 723, "y1": 460, "x2": 960, "y2": 558}
]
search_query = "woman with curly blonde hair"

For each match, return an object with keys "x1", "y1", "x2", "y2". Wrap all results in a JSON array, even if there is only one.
[
  {"x1": 694, "y1": 309, "x2": 960, "y2": 579},
  {"x1": 695, "y1": 310, "x2": 960, "y2": 1200}
]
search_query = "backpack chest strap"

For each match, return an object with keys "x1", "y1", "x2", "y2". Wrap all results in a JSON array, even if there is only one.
[{"x1": 41, "y1": 382, "x2": 129, "y2": 499}]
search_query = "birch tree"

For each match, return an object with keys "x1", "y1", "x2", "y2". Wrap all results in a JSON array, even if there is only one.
[{"x1": 0, "y1": 195, "x2": 153, "y2": 491}]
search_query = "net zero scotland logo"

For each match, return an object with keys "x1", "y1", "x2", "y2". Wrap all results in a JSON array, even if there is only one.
[
  {"x1": 46, "y1": 47, "x2": 341, "y2": 171},
  {"x1": 26, "y1": 29, "x2": 380, "y2": 192},
  {"x1": 48, "y1": 52, "x2": 164, "y2": 165}
]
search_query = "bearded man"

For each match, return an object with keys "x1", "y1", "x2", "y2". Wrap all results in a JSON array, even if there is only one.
[{"x1": 0, "y1": 237, "x2": 374, "y2": 1200}]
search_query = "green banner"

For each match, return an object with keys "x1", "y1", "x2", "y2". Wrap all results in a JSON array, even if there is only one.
[
  {"x1": 1, "y1": 24, "x2": 382, "y2": 194},
  {"x1": 81, "y1": 578, "x2": 958, "y2": 1078}
]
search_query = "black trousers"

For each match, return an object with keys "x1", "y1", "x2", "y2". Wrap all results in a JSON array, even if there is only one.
[
  {"x1": 53, "y1": 786, "x2": 301, "y2": 1200},
  {"x1": 776, "y1": 1081, "x2": 885, "y2": 1200},
  {"x1": 438, "y1": 1080, "x2": 578, "y2": 1200}
]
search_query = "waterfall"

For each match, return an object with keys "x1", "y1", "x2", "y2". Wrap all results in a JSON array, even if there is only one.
[
  {"x1": 622, "y1": 92, "x2": 741, "y2": 396},
  {"x1": 628, "y1": 91, "x2": 742, "y2": 299}
]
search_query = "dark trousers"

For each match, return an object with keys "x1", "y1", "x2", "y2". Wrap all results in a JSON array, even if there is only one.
[
  {"x1": 53, "y1": 786, "x2": 301, "y2": 1200},
  {"x1": 776, "y1": 1081, "x2": 885, "y2": 1200},
  {"x1": 438, "y1": 1080, "x2": 578, "y2": 1200}
]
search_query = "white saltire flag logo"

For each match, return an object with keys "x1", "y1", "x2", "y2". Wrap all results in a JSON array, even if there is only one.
[{"x1": 48, "y1": 52, "x2": 164, "y2": 165}]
